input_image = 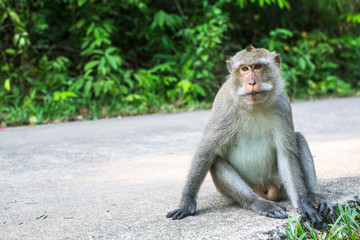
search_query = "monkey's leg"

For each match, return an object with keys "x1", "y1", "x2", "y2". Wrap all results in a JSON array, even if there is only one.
[
  {"x1": 296, "y1": 132, "x2": 332, "y2": 217},
  {"x1": 210, "y1": 159, "x2": 288, "y2": 219}
]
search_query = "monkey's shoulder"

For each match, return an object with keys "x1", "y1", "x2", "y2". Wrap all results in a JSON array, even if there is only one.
[{"x1": 274, "y1": 91, "x2": 292, "y2": 113}]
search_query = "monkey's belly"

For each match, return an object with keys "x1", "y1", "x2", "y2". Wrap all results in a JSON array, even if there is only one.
[{"x1": 227, "y1": 133, "x2": 279, "y2": 186}]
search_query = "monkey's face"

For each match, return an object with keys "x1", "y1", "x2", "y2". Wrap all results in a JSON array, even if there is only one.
[
  {"x1": 236, "y1": 63, "x2": 274, "y2": 102},
  {"x1": 227, "y1": 46, "x2": 282, "y2": 106}
]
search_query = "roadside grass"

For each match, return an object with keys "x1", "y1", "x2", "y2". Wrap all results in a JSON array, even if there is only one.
[
  {"x1": 0, "y1": 101, "x2": 212, "y2": 128},
  {"x1": 286, "y1": 198, "x2": 360, "y2": 240}
]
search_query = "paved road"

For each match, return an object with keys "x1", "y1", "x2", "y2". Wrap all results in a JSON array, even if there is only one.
[{"x1": 1, "y1": 97, "x2": 360, "y2": 239}]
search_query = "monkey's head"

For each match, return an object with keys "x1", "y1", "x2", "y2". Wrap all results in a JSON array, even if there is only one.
[{"x1": 226, "y1": 45, "x2": 283, "y2": 107}]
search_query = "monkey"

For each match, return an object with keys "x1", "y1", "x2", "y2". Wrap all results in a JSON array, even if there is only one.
[{"x1": 166, "y1": 45, "x2": 332, "y2": 225}]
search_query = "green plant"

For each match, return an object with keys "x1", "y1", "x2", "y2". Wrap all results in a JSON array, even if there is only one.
[
  {"x1": 0, "y1": 0, "x2": 359, "y2": 126},
  {"x1": 286, "y1": 202, "x2": 360, "y2": 240},
  {"x1": 260, "y1": 28, "x2": 359, "y2": 99}
]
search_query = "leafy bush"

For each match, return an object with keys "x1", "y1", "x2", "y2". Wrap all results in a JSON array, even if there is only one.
[
  {"x1": 261, "y1": 29, "x2": 360, "y2": 99},
  {"x1": 0, "y1": 0, "x2": 359, "y2": 126}
]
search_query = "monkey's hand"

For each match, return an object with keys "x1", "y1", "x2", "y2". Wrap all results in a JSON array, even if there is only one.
[
  {"x1": 166, "y1": 199, "x2": 197, "y2": 220},
  {"x1": 312, "y1": 194, "x2": 333, "y2": 217},
  {"x1": 249, "y1": 198, "x2": 288, "y2": 219},
  {"x1": 297, "y1": 199, "x2": 323, "y2": 227}
]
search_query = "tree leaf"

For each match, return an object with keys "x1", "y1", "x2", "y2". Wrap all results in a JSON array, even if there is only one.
[
  {"x1": 106, "y1": 55, "x2": 120, "y2": 69},
  {"x1": 4, "y1": 79, "x2": 11, "y2": 91},
  {"x1": 5, "y1": 48, "x2": 16, "y2": 55},
  {"x1": 84, "y1": 80, "x2": 93, "y2": 97},
  {"x1": 93, "y1": 81, "x2": 103, "y2": 97},
  {"x1": 178, "y1": 80, "x2": 193, "y2": 94},
  {"x1": 84, "y1": 60, "x2": 99, "y2": 71},
  {"x1": 97, "y1": 57, "x2": 107, "y2": 75},
  {"x1": 7, "y1": 9, "x2": 25, "y2": 31},
  {"x1": 194, "y1": 83, "x2": 206, "y2": 97},
  {"x1": 78, "y1": 0, "x2": 87, "y2": 7}
]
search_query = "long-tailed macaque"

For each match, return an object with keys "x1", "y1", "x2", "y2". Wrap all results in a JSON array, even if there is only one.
[{"x1": 167, "y1": 45, "x2": 332, "y2": 225}]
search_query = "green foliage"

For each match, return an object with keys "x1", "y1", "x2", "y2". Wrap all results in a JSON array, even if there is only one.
[
  {"x1": 0, "y1": 0, "x2": 359, "y2": 126},
  {"x1": 286, "y1": 203, "x2": 360, "y2": 239},
  {"x1": 261, "y1": 29, "x2": 360, "y2": 98},
  {"x1": 234, "y1": 0, "x2": 290, "y2": 9}
]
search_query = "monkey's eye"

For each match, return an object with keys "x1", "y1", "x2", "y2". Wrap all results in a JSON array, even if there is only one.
[
  {"x1": 241, "y1": 66, "x2": 250, "y2": 72},
  {"x1": 254, "y1": 64, "x2": 262, "y2": 70}
]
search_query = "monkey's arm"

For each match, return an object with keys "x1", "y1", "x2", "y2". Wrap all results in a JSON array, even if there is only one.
[
  {"x1": 295, "y1": 132, "x2": 332, "y2": 217},
  {"x1": 275, "y1": 94, "x2": 323, "y2": 225},
  {"x1": 167, "y1": 85, "x2": 234, "y2": 220},
  {"x1": 277, "y1": 149, "x2": 323, "y2": 225},
  {"x1": 166, "y1": 138, "x2": 217, "y2": 220}
]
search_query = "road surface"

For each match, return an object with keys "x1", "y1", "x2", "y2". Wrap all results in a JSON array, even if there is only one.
[{"x1": 1, "y1": 97, "x2": 360, "y2": 239}]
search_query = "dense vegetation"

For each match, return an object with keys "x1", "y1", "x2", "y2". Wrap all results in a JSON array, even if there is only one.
[{"x1": 1, "y1": 0, "x2": 359, "y2": 126}]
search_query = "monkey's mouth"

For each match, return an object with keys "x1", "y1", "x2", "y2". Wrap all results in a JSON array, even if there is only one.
[
  {"x1": 237, "y1": 88, "x2": 273, "y2": 98},
  {"x1": 247, "y1": 92, "x2": 260, "y2": 96},
  {"x1": 245, "y1": 90, "x2": 269, "y2": 96}
]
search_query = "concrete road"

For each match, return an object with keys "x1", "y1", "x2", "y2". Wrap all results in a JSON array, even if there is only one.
[{"x1": 1, "y1": 97, "x2": 360, "y2": 239}]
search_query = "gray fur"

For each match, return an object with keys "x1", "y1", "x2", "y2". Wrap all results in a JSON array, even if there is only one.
[{"x1": 167, "y1": 47, "x2": 332, "y2": 225}]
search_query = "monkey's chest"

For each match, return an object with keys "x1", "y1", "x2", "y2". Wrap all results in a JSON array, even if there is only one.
[{"x1": 227, "y1": 128, "x2": 278, "y2": 185}]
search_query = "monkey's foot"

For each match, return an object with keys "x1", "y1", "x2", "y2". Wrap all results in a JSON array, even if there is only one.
[{"x1": 249, "y1": 199, "x2": 288, "y2": 219}]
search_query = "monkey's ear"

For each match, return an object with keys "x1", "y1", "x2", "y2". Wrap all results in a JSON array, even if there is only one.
[
  {"x1": 226, "y1": 60, "x2": 232, "y2": 72},
  {"x1": 274, "y1": 53, "x2": 281, "y2": 67},
  {"x1": 246, "y1": 44, "x2": 255, "y2": 52}
]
